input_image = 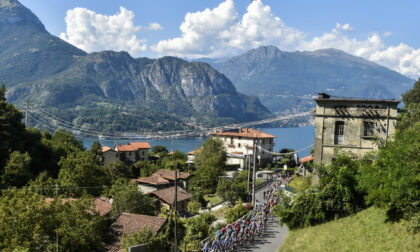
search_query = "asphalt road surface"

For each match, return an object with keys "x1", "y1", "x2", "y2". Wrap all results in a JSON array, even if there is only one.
[{"x1": 237, "y1": 180, "x2": 289, "y2": 252}]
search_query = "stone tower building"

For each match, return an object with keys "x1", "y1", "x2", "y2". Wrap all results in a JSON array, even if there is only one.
[{"x1": 313, "y1": 93, "x2": 400, "y2": 164}]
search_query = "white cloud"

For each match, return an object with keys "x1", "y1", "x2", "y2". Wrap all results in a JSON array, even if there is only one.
[
  {"x1": 336, "y1": 23, "x2": 354, "y2": 32},
  {"x1": 60, "y1": 7, "x2": 147, "y2": 55},
  {"x1": 152, "y1": 0, "x2": 303, "y2": 58},
  {"x1": 384, "y1": 31, "x2": 392, "y2": 37},
  {"x1": 151, "y1": 0, "x2": 420, "y2": 78},
  {"x1": 146, "y1": 22, "x2": 163, "y2": 31}
]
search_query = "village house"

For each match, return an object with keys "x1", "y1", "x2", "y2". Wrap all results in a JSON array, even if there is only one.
[
  {"x1": 101, "y1": 142, "x2": 151, "y2": 165},
  {"x1": 212, "y1": 128, "x2": 275, "y2": 168},
  {"x1": 186, "y1": 149, "x2": 200, "y2": 164},
  {"x1": 313, "y1": 93, "x2": 400, "y2": 164},
  {"x1": 105, "y1": 213, "x2": 167, "y2": 252},
  {"x1": 101, "y1": 146, "x2": 120, "y2": 166},
  {"x1": 298, "y1": 154, "x2": 314, "y2": 176},
  {"x1": 115, "y1": 142, "x2": 151, "y2": 163},
  {"x1": 147, "y1": 186, "x2": 193, "y2": 212},
  {"x1": 131, "y1": 169, "x2": 192, "y2": 194}
]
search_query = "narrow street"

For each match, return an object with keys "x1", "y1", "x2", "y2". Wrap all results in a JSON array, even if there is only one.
[{"x1": 237, "y1": 180, "x2": 289, "y2": 252}]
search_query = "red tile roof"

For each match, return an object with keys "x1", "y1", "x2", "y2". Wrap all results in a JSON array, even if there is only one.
[
  {"x1": 188, "y1": 149, "x2": 201, "y2": 155},
  {"x1": 149, "y1": 186, "x2": 193, "y2": 205},
  {"x1": 94, "y1": 197, "x2": 112, "y2": 216},
  {"x1": 153, "y1": 169, "x2": 191, "y2": 180},
  {"x1": 136, "y1": 174, "x2": 170, "y2": 185},
  {"x1": 301, "y1": 155, "x2": 314, "y2": 163},
  {"x1": 231, "y1": 151, "x2": 244, "y2": 154},
  {"x1": 129, "y1": 142, "x2": 151, "y2": 149},
  {"x1": 115, "y1": 142, "x2": 151, "y2": 152},
  {"x1": 101, "y1": 146, "x2": 114, "y2": 152},
  {"x1": 45, "y1": 197, "x2": 112, "y2": 216},
  {"x1": 213, "y1": 128, "x2": 275, "y2": 139},
  {"x1": 106, "y1": 213, "x2": 167, "y2": 252}
]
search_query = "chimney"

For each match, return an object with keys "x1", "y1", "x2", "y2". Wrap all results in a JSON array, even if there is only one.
[{"x1": 318, "y1": 93, "x2": 330, "y2": 99}]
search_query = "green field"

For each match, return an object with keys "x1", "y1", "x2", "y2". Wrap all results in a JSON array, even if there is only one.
[{"x1": 278, "y1": 207, "x2": 420, "y2": 252}]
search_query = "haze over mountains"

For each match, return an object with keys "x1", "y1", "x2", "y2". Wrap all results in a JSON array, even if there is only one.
[
  {"x1": 203, "y1": 46, "x2": 413, "y2": 114},
  {"x1": 0, "y1": 0, "x2": 414, "y2": 132},
  {"x1": 0, "y1": 0, "x2": 272, "y2": 132}
]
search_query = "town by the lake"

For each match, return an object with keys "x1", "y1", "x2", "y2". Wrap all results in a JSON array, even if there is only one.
[{"x1": 0, "y1": 1, "x2": 419, "y2": 251}]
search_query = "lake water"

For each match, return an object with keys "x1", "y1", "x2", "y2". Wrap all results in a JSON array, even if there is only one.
[{"x1": 81, "y1": 126, "x2": 315, "y2": 158}]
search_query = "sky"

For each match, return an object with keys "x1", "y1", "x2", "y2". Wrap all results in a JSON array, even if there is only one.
[{"x1": 19, "y1": 0, "x2": 420, "y2": 79}]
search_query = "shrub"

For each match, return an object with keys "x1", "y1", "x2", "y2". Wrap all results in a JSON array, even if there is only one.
[{"x1": 225, "y1": 203, "x2": 248, "y2": 223}]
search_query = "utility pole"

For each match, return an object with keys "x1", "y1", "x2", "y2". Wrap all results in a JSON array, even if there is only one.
[
  {"x1": 247, "y1": 155, "x2": 250, "y2": 193},
  {"x1": 252, "y1": 141, "x2": 257, "y2": 207},
  {"x1": 172, "y1": 142, "x2": 178, "y2": 252},
  {"x1": 55, "y1": 183, "x2": 59, "y2": 252}
]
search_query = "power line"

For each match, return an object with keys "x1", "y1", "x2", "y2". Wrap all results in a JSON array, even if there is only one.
[{"x1": 27, "y1": 104, "x2": 313, "y2": 140}]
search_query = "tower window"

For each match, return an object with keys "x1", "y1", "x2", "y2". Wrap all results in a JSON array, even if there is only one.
[
  {"x1": 334, "y1": 121, "x2": 344, "y2": 145},
  {"x1": 363, "y1": 121, "x2": 374, "y2": 137}
]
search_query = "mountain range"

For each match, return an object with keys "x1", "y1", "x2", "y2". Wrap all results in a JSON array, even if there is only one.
[
  {"x1": 0, "y1": 0, "x2": 415, "y2": 133},
  {"x1": 0, "y1": 0, "x2": 272, "y2": 133},
  {"x1": 203, "y1": 46, "x2": 413, "y2": 114}
]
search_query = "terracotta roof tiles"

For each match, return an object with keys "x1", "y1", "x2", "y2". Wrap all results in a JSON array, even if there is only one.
[
  {"x1": 149, "y1": 186, "x2": 192, "y2": 205},
  {"x1": 136, "y1": 174, "x2": 170, "y2": 185},
  {"x1": 212, "y1": 128, "x2": 275, "y2": 139},
  {"x1": 94, "y1": 197, "x2": 112, "y2": 216},
  {"x1": 153, "y1": 169, "x2": 191, "y2": 180},
  {"x1": 106, "y1": 213, "x2": 167, "y2": 252},
  {"x1": 101, "y1": 146, "x2": 114, "y2": 152},
  {"x1": 115, "y1": 142, "x2": 151, "y2": 152},
  {"x1": 301, "y1": 155, "x2": 314, "y2": 163}
]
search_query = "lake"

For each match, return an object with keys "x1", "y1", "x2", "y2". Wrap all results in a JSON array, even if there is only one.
[{"x1": 81, "y1": 126, "x2": 315, "y2": 158}]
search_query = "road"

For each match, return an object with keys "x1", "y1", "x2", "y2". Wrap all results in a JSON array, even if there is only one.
[{"x1": 237, "y1": 180, "x2": 289, "y2": 252}]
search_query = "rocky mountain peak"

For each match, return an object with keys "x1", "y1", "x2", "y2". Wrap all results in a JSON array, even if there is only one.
[{"x1": 0, "y1": 0, "x2": 45, "y2": 31}]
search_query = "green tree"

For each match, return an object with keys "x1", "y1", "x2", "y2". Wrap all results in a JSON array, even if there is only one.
[
  {"x1": 51, "y1": 129, "x2": 85, "y2": 157},
  {"x1": 151, "y1": 145, "x2": 168, "y2": 160},
  {"x1": 275, "y1": 153, "x2": 366, "y2": 230},
  {"x1": 58, "y1": 151, "x2": 109, "y2": 196},
  {"x1": 121, "y1": 227, "x2": 167, "y2": 252},
  {"x1": 359, "y1": 123, "x2": 420, "y2": 228},
  {"x1": 182, "y1": 213, "x2": 215, "y2": 250},
  {"x1": 2, "y1": 151, "x2": 32, "y2": 187},
  {"x1": 0, "y1": 84, "x2": 26, "y2": 174},
  {"x1": 0, "y1": 189, "x2": 107, "y2": 251},
  {"x1": 402, "y1": 78, "x2": 420, "y2": 105},
  {"x1": 225, "y1": 202, "x2": 248, "y2": 223},
  {"x1": 28, "y1": 171, "x2": 58, "y2": 197},
  {"x1": 133, "y1": 160, "x2": 160, "y2": 177},
  {"x1": 110, "y1": 183, "x2": 156, "y2": 219},
  {"x1": 399, "y1": 78, "x2": 420, "y2": 131},
  {"x1": 105, "y1": 161, "x2": 131, "y2": 183},
  {"x1": 90, "y1": 140, "x2": 102, "y2": 156},
  {"x1": 187, "y1": 200, "x2": 201, "y2": 215},
  {"x1": 193, "y1": 137, "x2": 226, "y2": 192}
]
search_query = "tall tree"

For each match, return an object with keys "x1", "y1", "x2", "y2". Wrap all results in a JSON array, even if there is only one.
[
  {"x1": 0, "y1": 189, "x2": 107, "y2": 251},
  {"x1": 58, "y1": 151, "x2": 109, "y2": 197},
  {"x1": 193, "y1": 137, "x2": 226, "y2": 192},
  {"x1": 0, "y1": 84, "x2": 26, "y2": 171},
  {"x1": 2, "y1": 151, "x2": 32, "y2": 187},
  {"x1": 110, "y1": 181, "x2": 157, "y2": 219},
  {"x1": 399, "y1": 78, "x2": 420, "y2": 130}
]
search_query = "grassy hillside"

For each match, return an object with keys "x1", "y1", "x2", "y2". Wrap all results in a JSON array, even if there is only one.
[{"x1": 278, "y1": 207, "x2": 420, "y2": 252}]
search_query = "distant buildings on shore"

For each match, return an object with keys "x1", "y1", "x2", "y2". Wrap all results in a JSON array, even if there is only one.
[{"x1": 212, "y1": 128, "x2": 275, "y2": 168}]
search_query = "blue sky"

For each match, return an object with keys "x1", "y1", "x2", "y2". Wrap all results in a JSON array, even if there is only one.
[{"x1": 19, "y1": 0, "x2": 420, "y2": 78}]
